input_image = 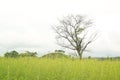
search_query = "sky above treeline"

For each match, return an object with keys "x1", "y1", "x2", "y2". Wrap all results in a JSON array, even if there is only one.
[{"x1": 0, "y1": 0, "x2": 120, "y2": 57}]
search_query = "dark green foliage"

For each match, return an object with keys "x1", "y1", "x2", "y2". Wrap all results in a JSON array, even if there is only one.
[
  {"x1": 19, "y1": 51, "x2": 37, "y2": 57},
  {"x1": 4, "y1": 50, "x2": 19, "y2": 58},
  {"x1": 88, "y1": 56, "x2": 91, "y2": 59},
  {"x1": 55, "y1": 50, "x2": 65, "y2": 53},
  {"x1": 42, "y1": 52, "x2": 69, "y2": 59}
]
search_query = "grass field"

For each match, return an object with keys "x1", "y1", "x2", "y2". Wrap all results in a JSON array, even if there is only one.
[{"x1": 0, "y1": 57, "x2": 120, "y2": 80}]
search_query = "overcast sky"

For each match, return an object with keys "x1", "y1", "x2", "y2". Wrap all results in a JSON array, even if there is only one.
[{"x1": 0, "y1": 0, "x2": 120, "y2": 57}]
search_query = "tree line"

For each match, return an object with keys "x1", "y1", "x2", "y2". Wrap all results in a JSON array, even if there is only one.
[
  {"x1": 2, "y1": 50, "x2": 120, "y2": 60},
  {"x1": 3, "y1": 49, "x2": 65, "y2": 58},
  {"x1": 4, "y1": 50, "x2": 37, "y2": 58}
]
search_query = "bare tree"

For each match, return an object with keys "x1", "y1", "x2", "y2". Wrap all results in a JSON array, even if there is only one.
[{"x1": 53, "y1": 15, "x2": 97, "y2": 59}]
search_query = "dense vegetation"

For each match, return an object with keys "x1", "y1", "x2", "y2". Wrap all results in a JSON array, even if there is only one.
[
  {"x1": 42, "y1": 52, "x2": 70, "y2": 59},
  {"x1": 4, "y1": 51, "x2": 37, "y2": 58},
  {"x1": 0, "y1": 57, "x2": 120, "y2": 80}
]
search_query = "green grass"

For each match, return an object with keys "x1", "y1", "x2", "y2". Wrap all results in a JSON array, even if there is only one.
[{"x1": 0, "y1": 57, "x2": 120, "y2": 80}]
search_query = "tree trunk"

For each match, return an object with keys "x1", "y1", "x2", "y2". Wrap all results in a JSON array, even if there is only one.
[
  {"x1": 79, "y1": 53, "x2": 82, "y2": 60},
  {"x1": 77, "y1": 50, "x2": 82, "y2": 60}
]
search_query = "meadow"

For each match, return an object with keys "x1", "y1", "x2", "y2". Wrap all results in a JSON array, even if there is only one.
[{"x1": 0, "y1": 57, "x2": 120, "y2": 80}]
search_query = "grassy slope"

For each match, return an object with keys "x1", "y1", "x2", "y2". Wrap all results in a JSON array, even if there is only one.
[{"x1": 0, "y1": 57, "x2": 120, "y2": 80}]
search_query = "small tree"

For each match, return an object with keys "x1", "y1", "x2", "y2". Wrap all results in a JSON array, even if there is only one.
[{"x1": 53, "y1": 15, "x2": 97, "y2": 59}]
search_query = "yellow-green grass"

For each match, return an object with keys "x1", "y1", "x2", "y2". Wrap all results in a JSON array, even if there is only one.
[{"x1": 0, "y1": 57, "x2": 120, "y2": 80}]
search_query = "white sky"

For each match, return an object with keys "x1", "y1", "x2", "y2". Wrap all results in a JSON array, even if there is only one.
[{"x1": 0, "y1": 0, "x2": 120, "y2": 57}]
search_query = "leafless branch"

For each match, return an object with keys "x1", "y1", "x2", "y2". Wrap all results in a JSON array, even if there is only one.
[{"x1": 53, "y1": 14, "x2": 97, "y2": 59}]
